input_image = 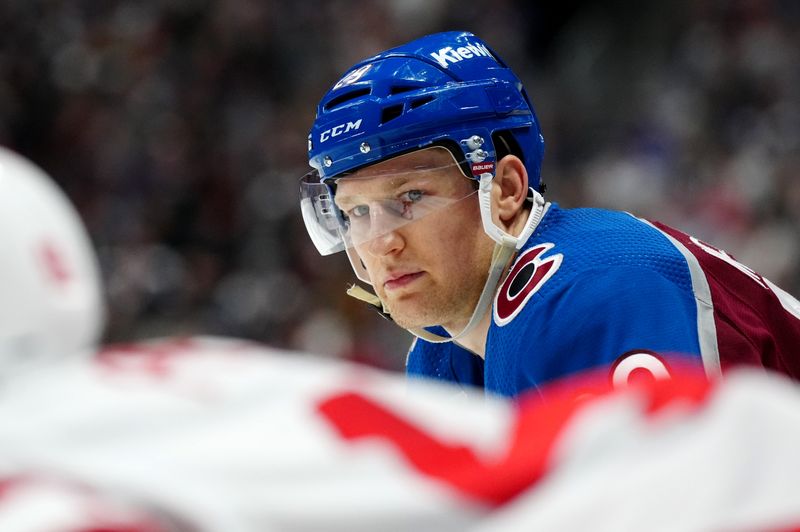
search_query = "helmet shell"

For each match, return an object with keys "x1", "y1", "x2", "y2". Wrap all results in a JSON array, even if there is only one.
[
  {"x1": 308, "y1": 31, "x2": 545, "y2": 188},
  {"x1": 0, "y1": 147, "x2": 105, "y2": 372}
]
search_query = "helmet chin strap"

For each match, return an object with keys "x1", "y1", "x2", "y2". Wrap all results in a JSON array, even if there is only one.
[{"x1": 346, "y1": 173, "x2": 548, "y2": 344}]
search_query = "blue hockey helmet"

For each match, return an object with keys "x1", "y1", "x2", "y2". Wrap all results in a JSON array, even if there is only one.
[{"x1": 308, "y1": 31, "x2": 544, "y2": 185}]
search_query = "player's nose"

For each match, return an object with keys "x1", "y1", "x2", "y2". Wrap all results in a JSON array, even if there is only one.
[{"x1": 365, "y1": 204, "x2": 404, "y2": 257}]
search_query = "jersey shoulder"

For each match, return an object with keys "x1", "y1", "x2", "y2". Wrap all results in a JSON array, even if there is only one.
[
  {"x1": 486, "y1": 206, "x2": 703, "y2": 396},
  {"x1": 492, "y1": 204, "x2": 696, "y2": 330}
]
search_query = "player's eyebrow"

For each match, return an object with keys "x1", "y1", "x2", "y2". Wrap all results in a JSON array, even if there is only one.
[
  {"x1": 338, "y1": 175, "x2": 409, "y2": 193},
  {"x1": 334, "y1": 176, "x2": 416, "y2": 210},
  {"x1": 351, "y1": 151, "x2": 452, "y2": 179}
]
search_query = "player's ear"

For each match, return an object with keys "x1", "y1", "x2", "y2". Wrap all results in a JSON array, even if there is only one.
[{"x1": 491, "y1": 154, "x2": 529, "y2": 230}]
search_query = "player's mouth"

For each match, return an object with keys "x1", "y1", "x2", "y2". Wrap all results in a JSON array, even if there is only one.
[{"x1": 384, "y1": 271, "x2": 424, "y2": 291}]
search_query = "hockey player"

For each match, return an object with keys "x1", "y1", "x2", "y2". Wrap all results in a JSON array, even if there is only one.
[{"x1": 300, "y1": 31, "x2": 800, "y2": 396}]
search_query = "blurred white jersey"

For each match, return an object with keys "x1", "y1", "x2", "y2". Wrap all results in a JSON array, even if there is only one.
[
  {"x1": 0, "y1": 337, "x2": 509, "y2": 532},
  {"x1": 0, "y1": 337, "x2": 800, "y2": 532}
]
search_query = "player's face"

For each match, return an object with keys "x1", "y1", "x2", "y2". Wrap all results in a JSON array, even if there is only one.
[{"x1": 335, "y1": 148, "x2": 495, "y2": 332}]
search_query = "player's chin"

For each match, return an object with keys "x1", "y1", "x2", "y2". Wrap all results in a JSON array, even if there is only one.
[
  {"x1": 384, "y1": 300, "x2": 435, "y2": 331},
  {"x1": 389, "y1": 314, "x2": 423, "y2": 331}
]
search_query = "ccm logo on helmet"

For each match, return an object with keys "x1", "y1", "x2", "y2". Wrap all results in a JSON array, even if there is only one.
[
  {"x1": 320, "y1": 119, "x2": 363, "y2": 143},
  {"x1": 429, "y1": 42, "x2": 495, "y2": 68}
]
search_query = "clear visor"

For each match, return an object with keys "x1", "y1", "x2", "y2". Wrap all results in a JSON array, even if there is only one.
[{"x1": 300, "y1": 147, "x2": 479, "y2": 256}]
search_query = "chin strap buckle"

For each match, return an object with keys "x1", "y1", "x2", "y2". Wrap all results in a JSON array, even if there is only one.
[{"x1": 346, "y1": 284, "x2": 394, "y2": 322}]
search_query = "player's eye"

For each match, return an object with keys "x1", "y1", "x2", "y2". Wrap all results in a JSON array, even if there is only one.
[
  {"x1": 400, "y1": 189, "x2": 424, "y2": 204},
  {"x1": 396, "y1": 190, "x2": 425, "y2": 219}
]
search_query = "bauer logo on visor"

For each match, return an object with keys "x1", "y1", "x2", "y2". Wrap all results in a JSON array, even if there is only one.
[{"x1": 300, "y1": 147, "x2": 481, "y2": 256}]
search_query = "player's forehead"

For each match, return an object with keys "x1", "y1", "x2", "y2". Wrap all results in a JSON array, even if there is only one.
[
  {"x1": 352, "y1": 146, "x2": 455, "y2": 177},
  {"x1": 335, "y1": 146, "x2": 461, "y2": 195}
]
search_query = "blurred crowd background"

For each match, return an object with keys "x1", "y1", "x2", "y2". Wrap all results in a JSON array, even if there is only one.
[{"x1": 1, "y1": 0, "x2": 798, "y2": 371}]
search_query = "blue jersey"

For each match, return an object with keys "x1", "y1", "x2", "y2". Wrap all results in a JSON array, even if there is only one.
[{"x1": 407, "y1": 203, "x2": 800, "y2": 397}]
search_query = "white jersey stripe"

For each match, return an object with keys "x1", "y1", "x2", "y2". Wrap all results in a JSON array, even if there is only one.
[{"x1": 635, "y1": 216, "x2": 722, "y2": 376}]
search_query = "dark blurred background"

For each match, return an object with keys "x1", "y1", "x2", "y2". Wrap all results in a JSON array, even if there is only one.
[{"x1": 1, "y1": 0, "x2": 798, "y2": 371}]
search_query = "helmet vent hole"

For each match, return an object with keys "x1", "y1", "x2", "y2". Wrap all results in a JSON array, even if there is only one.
[
  {"x1": 409, "y1": 96, "x2": 434, "y2": 109},
  {"x1": 389, "y1": 84, "x2": 419, "y2": 95},
  {"x1": 380, "y1": 104, "x2": 404, "y2": 124},
  {"x1": 324, "y1": 88, "x2": 371, "y2": 110}
]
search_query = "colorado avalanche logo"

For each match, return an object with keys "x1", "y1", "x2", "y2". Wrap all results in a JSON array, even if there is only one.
[{"x1": 494, "y1": 243, "x2": 562, "y2": 326}]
